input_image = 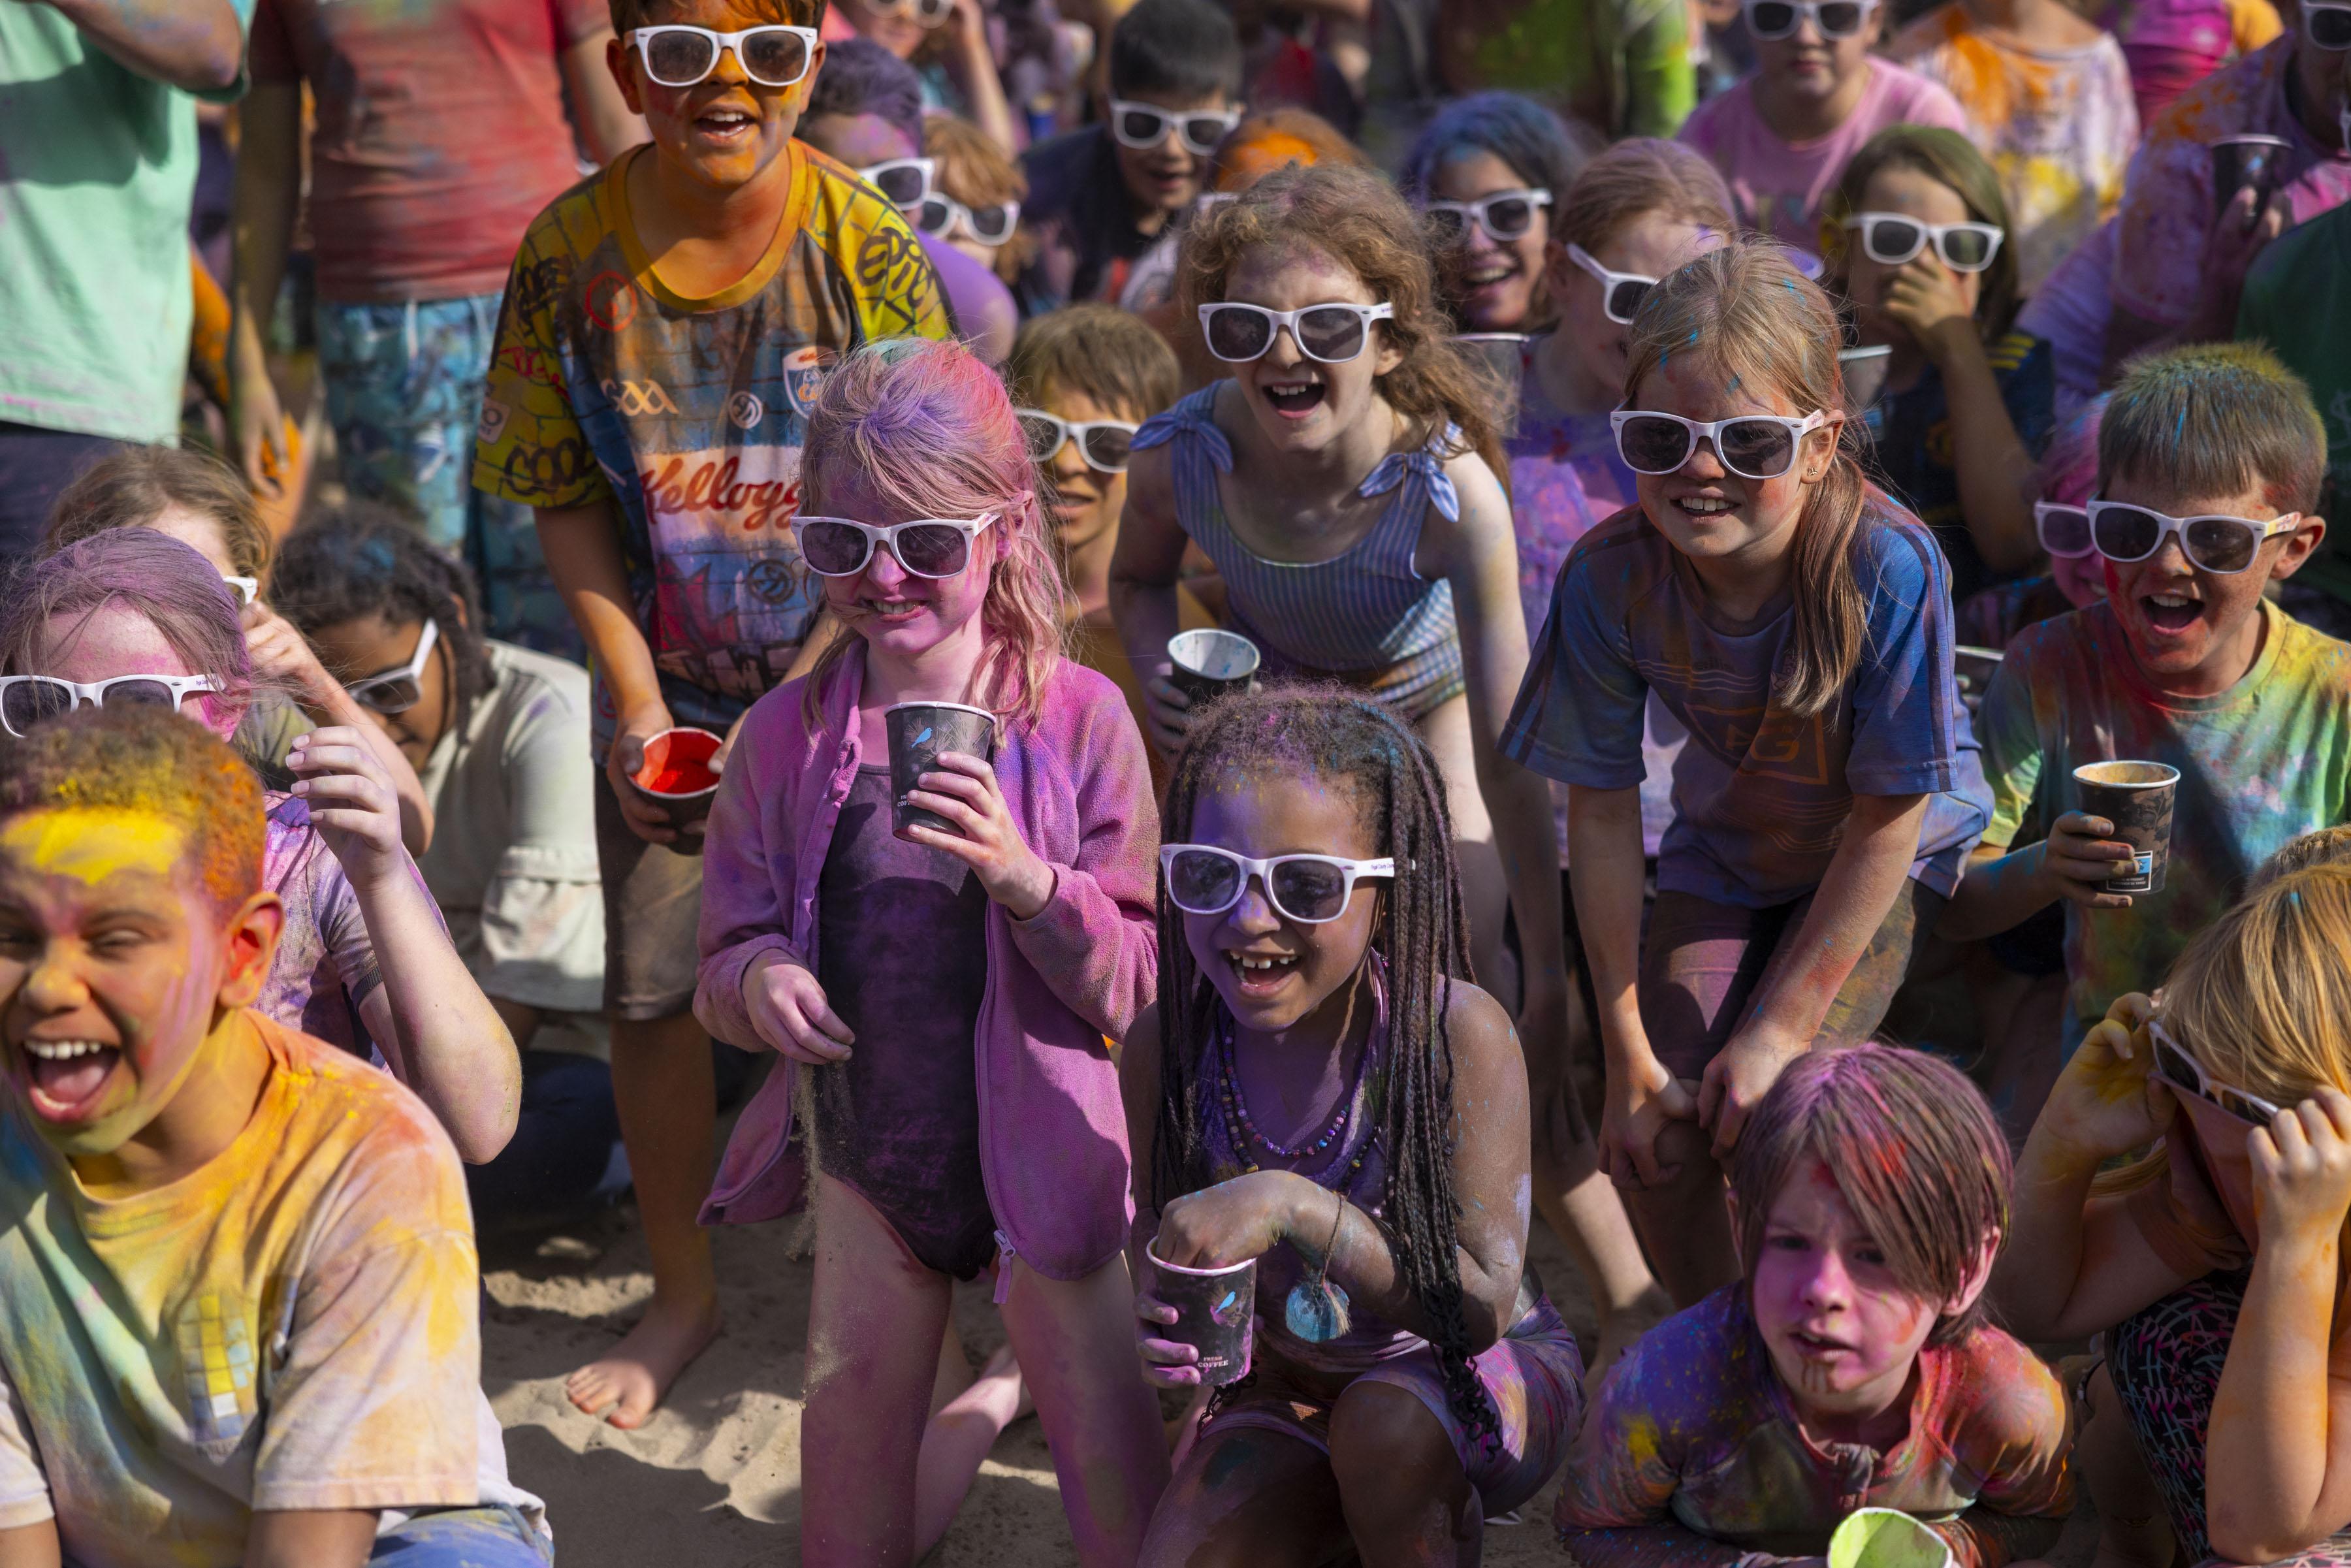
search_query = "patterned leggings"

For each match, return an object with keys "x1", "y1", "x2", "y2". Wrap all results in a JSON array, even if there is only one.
[{"x1": 2107, "y1": 1270, "x2": 2351, "y2": 1566}]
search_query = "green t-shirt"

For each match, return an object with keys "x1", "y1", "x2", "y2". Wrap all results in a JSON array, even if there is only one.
[
  {"x1": 0, "y1": 4, "x2": 253, "y2": 444},
  {"x1": 1452, "y1": 0, "x2": 1695, "y2": 137},
  {"x1": 2238, "y1": 199, "x2": 2351, "y2": 608}
]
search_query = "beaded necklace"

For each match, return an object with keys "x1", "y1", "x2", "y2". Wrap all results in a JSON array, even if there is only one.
[{"x1": 1210, "y1": 1011, "x2": 1379, "y2": 1189}]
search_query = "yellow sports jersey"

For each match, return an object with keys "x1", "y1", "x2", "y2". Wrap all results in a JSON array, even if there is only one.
[{"x1": 473, "y1": 140, "x2": 952, "y2": 742}]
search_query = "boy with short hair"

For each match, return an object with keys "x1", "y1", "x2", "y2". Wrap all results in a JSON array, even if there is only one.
[
  {"x1": 1016, "y1": 0, "x2": 1243, "y2": 312},
  {"x1": 1942, "y1": 342, "x2": 2351, "y2": 1051},
  {"x1": 473, "y1": 0, "x2": 952, "y2": 1430},
  {"x1": 0, "y1": 708, "x2": 539, "y2": 1568}
]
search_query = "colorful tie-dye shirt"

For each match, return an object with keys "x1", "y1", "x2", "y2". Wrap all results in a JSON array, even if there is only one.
[
  {"x1": 2109, "y1": 37, "x2": 2351, "y2": 330},
  {"x1": 0, "y1": 1014, "x2": 485, "y2": 1567},
  {"x1": 473, "y1": 140, "x2": 953, "y2": 758},
  {"x1": 1887, "y1": 5, "x2": 2140, "y2": 293},
  {"x1": 1501, "y1": 497, "x2": 1992, "y2": 908},
  {"x1": 1977, "y1": 600, "x2": 2351, "y2": 1041},
  {"x1": 1554, "y1": 1287, "x2": 2074, "y2": 1568},
  {"x1": 260, "y1": 791, "x2": 381, "y2": 1058}
]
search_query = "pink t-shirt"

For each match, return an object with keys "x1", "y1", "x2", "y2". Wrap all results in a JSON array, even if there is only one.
[{"x1": 1678, "y1": 61, "x2": 1971, "y2": 255}]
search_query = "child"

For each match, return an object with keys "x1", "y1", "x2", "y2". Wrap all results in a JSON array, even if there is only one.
[
  {"x1": 924, "y1": 110, "x2": 1031, "y2": 286},
  {"x1": 694, "y1": 340, "x2": 1169, "y2": 1565},
  {"x1": 1827, "y1": 126, "x2": 2055, "y2": 603},
  {"x1": 1996, "y1": 866, "x2": 2351, "y2": 1565},
  {"x1": 1676, "y1": 0, "x2": 1964, "y2": 257},
  {"x1": 1956, "y1": 394, "x2": 2107, "y2": 650},
  {"x1": 472, "y1": 0, "x2": 953, "y2": 1428},
  {"x1": 831, "y1": 0, "x2": 1018, "y2": 152},
  {"x1": 272, "y1": 508, "x2": 624, "y2": 1233},
  {"x1": 0, "y1": 530, "x2": 522, "y2": 1166},
  {"x1": 1016, "y1": 0, "x2": 1243, "y2": 312},
  {"x1": 1503, "y1": 242, "x2": 1991, "y2": 1305},
  {"x1": 1127, "y1": 686, "x2": 1586, "y2": 1561},
  {"x1": 0, "y1": 707, "x2": 545, "y2": 1568},
  {"x1": 1558, "y1": 1046, "x2": 2073, "y2": 1564},
  {"x1": 1401, "y1": 91, "x2": 1594, "y2": 334},
  {"x1": 1885, "y1": 0, "x2": 2137, "y2": 293},
  {"x1": 1941, "y1": 342, "x2": 2351, "y2": 1055}
]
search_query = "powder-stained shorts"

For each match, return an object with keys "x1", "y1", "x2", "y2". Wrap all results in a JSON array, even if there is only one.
[
  {"x1": 1642, "y1": 878, "x2": 1943, "y2": 1081},
  {"x1": 1202, "y1": 1295, "x2": 1586, "y2": 1516},
  {"x1": 592, "y1": 769, "x2": 705, "y2": 1021}
]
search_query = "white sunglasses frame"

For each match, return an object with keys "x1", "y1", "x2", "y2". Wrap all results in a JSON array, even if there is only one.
[
  {"x1": 2034, "y1": 500, "x2": 2093, "y2": 558},
  {"x1": 223, "y1": 575, "x2": 260, "y2": 606},
  {"x1": 1159, "y1": 844, "x2": 1398, "y2": 925},
  {"x1": 626, "y1": 24, "x2": 821, "y2": 88},
  {"x1": 1426, "y1": 187, "x2": 1553, "y2": 245},
  {"x1": 868, "y1": 0, "x2": 955, "y2": 25},
  {"x1": 920, "y1": 192, "x2": 1021, "y2": 246},
  {"x1": 2149, "y1": 1019, "x2": 2284, "y2": 1124},
  {"x1": 2303, "y1": 0, "x2": 2351, "y2": 47},
  {"x1": 1016, "y1": 408, "x2": 1139, "y2": 473},
  {"x1": 1108, "y1": 99, "x2": 1241, "y2": 156},
  {"x1": 344, "y1": 618, "x2": 441, "y2": 714},
  {"x1": 0, "y1": 673, "x2": 225, "y2": 739},
  {"x1": 1196, "y1": 301, "x2": 1397, "y2": 364},
  {"x1": 1566, "y1": 243, "x2": 1659, "y2": 325},
  {"x1": 857, "y1": 157, "x2": 936, "y2": 212},
  {"x1": 1742, "y1": 0, "x2": 1879, "y2": 38},
  {"x1": 792, "y1": 512, "x2": 999, "y2": 579},
  {"x1": 1609, "y1": 406, "x2": 1831, "y2": 479},
  {"x1": 1844, "y1": 211, "x2": 2006, "y2": 272},
  {"x1": 2083, "y1": 500, "x2": 2303, "y2": 572}
]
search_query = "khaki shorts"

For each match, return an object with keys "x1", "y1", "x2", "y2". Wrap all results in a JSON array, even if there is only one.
[{"x1": 592, "y1": 769, "x2": 705, "y2": 1021}]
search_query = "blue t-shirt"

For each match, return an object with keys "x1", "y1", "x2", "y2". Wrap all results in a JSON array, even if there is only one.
[{"x1": 1501, "y1": 492, "x2": 1991, "y2": 908}]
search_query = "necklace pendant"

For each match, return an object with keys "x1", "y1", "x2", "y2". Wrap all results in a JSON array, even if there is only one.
[{"x1": 1284, "y1": 1278, "x2": 1351, "y2": 1343}]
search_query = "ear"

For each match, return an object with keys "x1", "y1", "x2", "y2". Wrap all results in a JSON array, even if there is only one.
[
  {"x1": 1540, "y1": 236, "x2": 1573, "y2": 295},
  {"x1": 1941, "y1": 1228, "x2": 2000, "y2": 1318},
  {"x1": 1375, "y1": 328, "x2": 1405, "y2": 380},
  {"x1": 2269, "y1": 513, "x2": 2326, "y2": 581},
  {"x1": 607, "y1": 33, "x2": 647, "y2": 116},
  {"x1": 214, "y1": 890, "x2": 285, "y2": 1012},
  {"x1": 1800, "y1": 412, "x2": 1845, "y2": 485}
]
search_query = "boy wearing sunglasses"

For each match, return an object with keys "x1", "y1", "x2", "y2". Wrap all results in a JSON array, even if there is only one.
[
  {"x1": 472, "y1": 0, "x2": 953, "y2": 1434},
  {"x1": 1016, "y1": 0, "x2": 1243, "y2": 312},
  {"x1": 1943, "y1": 342, "x2": 2351, "y2": 1060}
]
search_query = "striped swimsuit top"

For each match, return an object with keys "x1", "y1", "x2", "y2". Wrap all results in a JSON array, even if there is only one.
[{"x1": 1132, "y1": 385, "x2": 1467, "y2": 717}]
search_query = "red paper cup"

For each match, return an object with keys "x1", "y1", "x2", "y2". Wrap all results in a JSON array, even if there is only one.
[{"x1": 630, "y1": 726, "x2": 724, "y2": 851}]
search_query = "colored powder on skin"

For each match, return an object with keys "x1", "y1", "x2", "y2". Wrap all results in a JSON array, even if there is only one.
[{"x1": 1, "y1": 808, "x2": 186, "y2": 887}]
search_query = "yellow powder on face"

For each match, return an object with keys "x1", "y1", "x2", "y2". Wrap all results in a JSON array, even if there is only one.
[{"x1": 1, "y1": 808, "x2": 188, "y2": 887}]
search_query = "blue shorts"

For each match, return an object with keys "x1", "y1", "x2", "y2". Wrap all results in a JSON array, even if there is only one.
[{"x1": 370, "y1": 1505, "x2": 552, "y2": 1566}]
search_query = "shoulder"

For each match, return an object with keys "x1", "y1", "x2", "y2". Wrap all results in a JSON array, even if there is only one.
[
  {"x1": 515, "y1": 165, "x2": 614, "y2": 265},
  {"x1": 1853, "y1": 499, "x2": 1945, "y2": 590},
  {"x1": 1438, "y1": 442, "x2": 1509, "y2": 518},
  {"x1": 255, "y1": 1014, "x2": 464, "y2": 1174},
  {"x1": 2271, "y1": 605, "x2": 2351, "y2": 690},
  {"x1": 1999, "y1": 601, "x2": 2101, "y2": 679},
  {"x1": 485, "y1": 640, "x2": 591, "y2": 711},
  {"x1": 1675, "y1": 80, "x2": 1740, "y2": 143},
  {"x1": 1885, "y1": 3, "x2": 1964, "y2": 58},
  {"x1": 800, "y1": 144, "x2": 926, "y2": 250},
  {"x1": 1604, "y1": 1285, "x2": 1750, "y2": 1407},
  {"x1": 1031, "y1": 658, "x2": 1146, "y2": 753},
  {"x1": 1561, "y1": 504, "x2": 1659, "y2": 577},
  {"x1": 2149, "y1": 37, "x2": 2277, "y2": 142},
  {"x1": 1872, "y1": 56, "x2": 1970, "y2": 119},
  {"x1": 1932, "y1": 1322, "x2": 2071, "y2": 1447}
]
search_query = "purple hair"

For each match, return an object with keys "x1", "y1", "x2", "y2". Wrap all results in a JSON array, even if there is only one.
[
  {"x1": 2037, "y1": 392, "x2": 2107, "y2": 509},
  {"x1": 0, "y1": 530, "x2": 254, "y2": 709}
]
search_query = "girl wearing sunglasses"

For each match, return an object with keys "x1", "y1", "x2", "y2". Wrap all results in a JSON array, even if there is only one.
[
  {"x1": 1507, "y1": 242, "x2": 1991, "y2": 1305},
  {"x1": 697, "y1": 341, "x2": 1170, "y2": 1565},
  {"x1": 1127, "y1": 688, "x2": 1585, "y2": 1565},
  {"x1": 1401, "y1": 91, "x2": 1591, "y2": 334},
  {"x1": 1998, "y1": 865, "x2": 2351, "y2": 1568},
  {"x1": 1115, "y1": 163, "x2": 1580, "y2": 1283},
  {"x1": 1828, "y1": 125, "x2": 2053, "y2": 603},
  {"x1": 923, "y1": 111, "x2": 1031, "y2": 282}
]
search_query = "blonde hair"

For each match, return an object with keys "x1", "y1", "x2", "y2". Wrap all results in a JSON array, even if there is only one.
[
  {"x1": 799, "y1": 339, "x2": 1067, "y2": 727},
  {"x1": 1623, "y1": 242, "x2": 1872, "y2": 718},
  {"x1": 43, "y1": 445, "x2": 275, "y2": 584},
  {"x1": 1554, "y1": 136, "x2": 1735, "y2": 256},
  {"x1": 2251, "y1": 825, "x2": 2351, "y2": 893},
  {"x1": 922, "y1": 112, "x2": 1033, "y2": 285}
]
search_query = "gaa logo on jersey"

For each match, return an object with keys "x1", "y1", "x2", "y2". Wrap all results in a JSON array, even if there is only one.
[
  {"x1": 727, "y1": 389, "x2": 766, "y2": 430},
  {"x1": 784, "y1": 345, "x2": 829, "y2": 419}
]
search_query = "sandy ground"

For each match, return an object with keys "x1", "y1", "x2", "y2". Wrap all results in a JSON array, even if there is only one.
[{"x1": 483, "y1": 1201, "x2": 2102, "y2": 1568}]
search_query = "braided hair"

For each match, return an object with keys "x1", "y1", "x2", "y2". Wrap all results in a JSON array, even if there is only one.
[
  {"x1": 270, "y1": 505, "x2": 496, "y2": 736},
  {"x1": 1151, "y1": 682, "x2": 1495, "y2": 1445}
]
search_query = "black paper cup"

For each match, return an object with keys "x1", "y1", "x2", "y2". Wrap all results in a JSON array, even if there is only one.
[
  {"x1": 1168, "y1": 629, "x2": 1260, "y2": 707},
  {"x1": 886, "y1": 701, "x2": 997, "y2": 840},
  {"x1": 2073, "y1": 760, "x2": 2180, "y2": 895},
  {"x1": 629, "y1": 726, "x2": 724, "y2": 852},
  {"x1": 2211, "y1": 134, "x2": 2290, "y2": 221},
  {"x1": 1145, "y1": 1243, "x2": 1256, "y2": 1386}
]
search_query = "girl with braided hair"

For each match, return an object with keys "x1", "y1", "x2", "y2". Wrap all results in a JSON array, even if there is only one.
[{"x1": 1124, "y1": 684, "x2": 1584, "y2": 1567}]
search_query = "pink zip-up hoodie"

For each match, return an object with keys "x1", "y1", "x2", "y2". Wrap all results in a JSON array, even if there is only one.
[{"x1": 694, "y1": 641, "x2": 1159, "y2": 1281}]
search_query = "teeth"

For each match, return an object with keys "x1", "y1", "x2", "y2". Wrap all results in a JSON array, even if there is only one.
[
  {"x1": 22, "y1": 1040, "x2": 107, "y2": 1060},
  {"x1": 1232, "y1": 955, "x2": 1293, "y2": 971},
  {"x1": 2151, "y1": 594, "x2": 2196, "y2": 606},
  {"x1": 1681, "y1": 497, "x2": 1733, "y2": 514}
]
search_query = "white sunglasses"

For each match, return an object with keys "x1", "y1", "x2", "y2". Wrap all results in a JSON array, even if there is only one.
[
  {"x1": 626, "y1": 24, "x2": 819, "y2": 88},
  {"x1": 2034, "y1": 500, "x2": 2092, "y2": 558},
  {"x1": 1016, "y1": 408, "x2": 1138, "y2": 473},
  {"x1": 0, "y1": 673, "x2": 223, "y2": 739},
  {"x1": 1743, "y1": 0, "x2": 1879, "y2": 37},
  {"x1": 1197, "y1": 301, "x2": 1395, "y2": 364},
  {"x1": 344, "y1": 619, "x2": 441, "y2": 714},
  {"x1": 868, "y1": 0, "x2": 955, "y2": 24},
  {"x1": 1566, "y1": 243, "x2": 1657, "y2": 325},
  {"x1": 1108, "y1": 100, "x2": 1240, "y2": 157},
  {"x1": 1426, "y1": 187, "x2": 1552, "y2": 245},
  {"x1": 223, "y1": 575, "x2": 259, "y2": 607},
  {"x1": 2083, "y1": 500, "x2": 2302, "y2": 573},
  {"x1": 1160, "y1": 844, "x2": 1397, "y2": 924},
  {"x1": 858, "y1": 157, "x2": 935, "y2": 212},
  {"x1": 918, "y1": 193, "x2": 1021, "y2": 246},
  {"x1": 1610, "y1": 406, "x2": 1830, "y2": 479},
  {"x1": 1844, "y1": 212, "x2": 2005, "y2": 272},
  {"x1": 2304, "y1": 0, "x2": 2351, "y2": 47},
  {"x1": 793, "y1": 513, "x2": 998, "y2": 578}
]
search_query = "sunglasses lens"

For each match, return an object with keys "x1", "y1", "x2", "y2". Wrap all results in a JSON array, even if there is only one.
[
  {"x1": 893, "y1": 522, "x2": 972, "y2": 577},
  {"x1": 917, "y1": 0, "x2": 953, "y2": 21},
  {"x1": 1939, "y1": 225, "x2": 1998, "y2": 270},
  {"x1": 741, "y1": 26, "x2": 811, "y2": 82},
  {"x1": 353, "y1": 677, "x2": 423, "y2": 714},
  {"x1": 1297, "y1": 306, "x2": 1369, "y2": 362},
  {"x1": 100, "y1": 679, "x2": 178, "y2": 712},
  {"x1": 1204, "y1": 306, "x2": 1273, "y2": 361},
  {"x1": 968, "y1": 204, "x2": 1017, "y2": 244},
  {"x1": 1617, "y1": 414, "x2": 1695, "y2": 472},
  {"x1": 1081, "y1": 425, "x2": 1134, "y2": 471},
  {"x1": 641, "y1": 29, "x2": 718, "y2": 83},
  {"x1": 2039, "y1": 504, "x2": 2093, "y2": 556},
  {"x1": 2310, "y1": 5, "x2": 2351, "y2": 45},
  {"x1": 1017, "y1": 412, "x2": 1064, "y2": 462},
  {"x1": 799, "y1": 520, "x2": 872, "y2": 576},
  {"x1": 1484, "y1": 197, "x2": 1535, "y2": 238},
  {"x1": 915, "y1": 197, "x2": 953, "y2": 235},
  {"x1": 1866, "y1": 216, "x2": 1925, "y2": 263},
  {"x1": 1607, "y1": 279, "x2": 1651, "y2": 323},
  {"x1": 1116, "y1": 106, "x2": 1166, "y2": 145},
  {"x1": 2092, "y1": 504, "x2": 2165, "y2": 561},
  {"x1": 1, "y1": 679, "x2": 72, "y2": 735},
  {"x1": 1269, "y1": 859, "x2": 1349, "y2": 921},
  {"x1": 1181, "y1": 116, "x2": 1232, "y2": 152},
  {"x1": 1166, "y1": 849, "x2": 1242, "y2": 912},
  {"x1": 1750, "y1": 0, "x2": 1799, "y2": 31},
  {"x1": 1719, "y1": 419, "x2": 1799, "y2": 477},
  {"x1": 1817, "y1": 1, "x2": 1865, "y2": 30},
  {"x1": 869, "y1": 163, "x2": 928, "y2": 208},
  {"x1": 2184, "y1": 515, "x2": 2262, "y2": 573}
]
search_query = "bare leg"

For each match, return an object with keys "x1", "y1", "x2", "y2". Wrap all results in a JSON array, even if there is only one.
[
  {"x1": 930, "y1": 1320, "x2": 976, "y2": 1417},
  {"x1": 1622, "y1": 1117, "x2": 1740, "y2": 1308},
  {"x1": 566, "y1": 1009, "x2": 719, "y2": 1428},
  {"x1": 1002, "y1": 1252, "x2": 1174, "y2": 1568},
  {"x1": 801, "y1": 1177, "x2": 955, "y2": 1568},
  {"x1": 1330, "y1": 1381, "x2": 1482, "y2": 1567},
  {"x1": 1140, "y1": 1426, "x2": 1345, "y2": 1568},
  {"x1": 1417, "y1": 696, "x2": 1516, "y2": 1008},
  {"x1": 915, "y1": 1339, "x2": 1033, "y2": 1558}
]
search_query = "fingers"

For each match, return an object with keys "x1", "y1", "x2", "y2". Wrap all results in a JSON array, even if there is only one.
[
  {"x1": 1710, "y1": 1100, "x2": 1750, "y2": 1162},
  {"x1": 1135, "y1": 1292, "x2": 1179, "y2": 1326},
  {"x1": 2314, "y1": 1088, "x2": 2351, "y2": 1143},
  {"x1": 287, "y1": 737, "x2": 387, "y2": 786},
  {"x1": 1695, "y1": 1056, "x2": 1727, "y2": 1133}
]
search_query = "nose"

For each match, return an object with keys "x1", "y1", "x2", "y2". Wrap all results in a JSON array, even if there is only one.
[
  {"x1": 1679, "y1": 436, "x2": 1729, "y2": 481},
  {"x1": 2146, "y1": 535, "x2": 2195, "y2": 578},
  {"x1": 1262, "y1": 324, "x2": 1307, "y2": 369},
  {"x1": 1799, "y1": 1247, "x2": 1853, "y2": 1309},
  {"x1": 1225, "y1": 877, "x2": 1283, "y2": 934},
  {"x1": 1463, "y1": 217, "x2": 1504, "y2": 259},
  {"x1": 21, "y1": 948, "x2": 89, "y2": 1015},
  {"x1": 863, "y1": 536, "x2": 912, "y2": 588},
  {"x1": 1049, "y1": 437, "x2": 1090, "y2": 487},
  {"x1": 709, "y1": 41, "x2": 750, "y2": 85},
  {"x1": 1792, "y1": 12, "x2": 1825, "y2": 40}
]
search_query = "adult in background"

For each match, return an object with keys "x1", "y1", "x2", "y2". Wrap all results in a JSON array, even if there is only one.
[
  {"x1": 0, "y1": 0, "x2": 249, "y2": 561},
  {"x1": 229, "y1": 0, "x2": 643, "y2": 661}
]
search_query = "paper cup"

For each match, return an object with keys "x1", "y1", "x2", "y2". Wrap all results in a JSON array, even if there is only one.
[
  {"x1": 2211, "y1": 133, "x2": 2290, "y2": 221},
  {"x1": 630, "y1": 727, "x2": 724, "y2": 851},
  {"x1": 1168, "y1": 629, "x2": 1260, "y2": 707},
  {"x1": 1839, "y1": 344, "x2": 1894, "y2": 414},
  {"x1": 1145, "y1": 1242, "x2": 1256, "y2": 1386},
  {"x1": 2073, "y1": 760, "x2": 2181, "y2": 896},
  {"x1": 1829, "y1": 1509, "x2": 1956, "y2": 1568},
  {"x1": 885, "y1": 701, "x2": 998, "y2": 840}
]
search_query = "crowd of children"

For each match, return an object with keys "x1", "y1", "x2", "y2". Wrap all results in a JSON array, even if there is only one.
[{"x1": 5, "y1": 0, "x2": 2351, "y2": 1561}]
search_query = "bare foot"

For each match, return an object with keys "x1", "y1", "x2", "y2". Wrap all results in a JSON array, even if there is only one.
[
  {"x1": 1583, "y1": 1286, "x2": 1674, "y2": 1400},
  {"x1": 566, "y1": 1295, "x2": 720, "y2": 1429}
]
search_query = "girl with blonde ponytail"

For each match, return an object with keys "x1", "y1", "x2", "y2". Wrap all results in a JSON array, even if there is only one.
[{"x1": 1500, "y1": 239, "x2": 1991, "y2": 1303}]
